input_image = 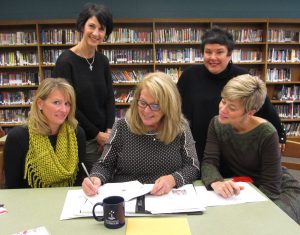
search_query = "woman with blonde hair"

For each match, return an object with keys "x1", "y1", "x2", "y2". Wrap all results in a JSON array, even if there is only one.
[
  {"x1": 4, "y1": 78, "x2": 86, "y2": 188},
  {"x1": 201, "y1": 74, "x2": 300, "y2": 224},
  {"x1": 82, "y1": 72, "x2": 200, "y2": 196}
]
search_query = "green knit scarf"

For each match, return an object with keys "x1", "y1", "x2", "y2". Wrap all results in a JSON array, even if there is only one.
[{"x1": 24, "y1": 122, "x2": 78, "y2": 188}]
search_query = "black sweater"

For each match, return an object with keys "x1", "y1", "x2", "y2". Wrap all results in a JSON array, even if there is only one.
[
  {"x1": 177, "y1": 63, "x2": 285, "y2": 161},
  {"x1": 53, "y1": 50, "x2": 115, "y2": 140}
]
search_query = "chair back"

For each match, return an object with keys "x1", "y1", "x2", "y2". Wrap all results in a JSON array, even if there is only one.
[{"x1": 282, "y1": 140, "x2": 300, "y2": 171}]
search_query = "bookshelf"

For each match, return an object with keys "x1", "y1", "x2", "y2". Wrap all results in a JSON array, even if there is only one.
[{"x1": 0, "y1": 18, "x2": 300, "y2": 139}]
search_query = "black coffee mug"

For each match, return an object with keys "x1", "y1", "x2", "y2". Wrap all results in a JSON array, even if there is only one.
[{"x1": 92, "y1": 196, "x2": 125, "y2": 229}]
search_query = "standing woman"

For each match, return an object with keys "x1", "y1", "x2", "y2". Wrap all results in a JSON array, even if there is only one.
[
  {"x1": 4, "y1": 78, "x2": 86, "y2": 188},
  {"x1": 177, "y1": 26, "x2": 286, "y2": 164},
  {"x1": 53, "y1": 3, "x2": 115, "y2": 172}
]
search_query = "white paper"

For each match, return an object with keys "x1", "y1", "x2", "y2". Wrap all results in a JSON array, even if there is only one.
[
  {"x1": 60, "y1": 182, "x2": 206, "y2": 220},
  {"x1": 95, "y1": 180, "x2": 153, "y2": 202},
  {"x1": 0, "y1": 206, "x2": 8, "y2": 215},
  {"x1": 145, "y1": 184, "x2": 206, "y2": 214},
  {"x1": 195, "y1": 182, "x2": 267, "y2": 207},
  {"x1": 60, "y1": 181, "x2": 153, "y2": 220},
  {"x1": 11, "y1": 226, "x2": 51, "y2": 235}
]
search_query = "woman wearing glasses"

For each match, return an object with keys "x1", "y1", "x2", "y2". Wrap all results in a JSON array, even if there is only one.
[{"x1": 82, "y1": 72, "x2": 200, "y2": 196}]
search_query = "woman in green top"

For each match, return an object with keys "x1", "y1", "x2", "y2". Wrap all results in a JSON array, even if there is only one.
[{"x1": 201, "y1": 74, "x2": 300, "y2": 224}]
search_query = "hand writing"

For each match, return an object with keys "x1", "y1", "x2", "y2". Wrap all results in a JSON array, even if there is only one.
[
  {"x1": 150, "y1": 175, "x2": 176, "y2": 196},
  {"x1": 82, "y1": 176, "x2": 101, "y2": 196},
  {"x1": 211, "y1": 180, "x2": 244, "y2": 198}
]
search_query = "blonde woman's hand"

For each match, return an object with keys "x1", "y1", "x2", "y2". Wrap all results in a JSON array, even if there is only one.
[
  {"x1": 150, "y1": 175, "x2": 176, "y2": 196},
  {"x1": 82, "y1": 176, "x2": 101, "y2": 196}
]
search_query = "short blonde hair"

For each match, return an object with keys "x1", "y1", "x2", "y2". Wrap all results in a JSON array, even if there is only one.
[
  {"x1": 221, "y1": 74, "x2": 266, "y2": 112},
  {"x1": 126, "y1": 72, "x2": 186, "y2": 144},
  {"x1": 28, "y1": 78, "x2": 77, "y2": 135}
]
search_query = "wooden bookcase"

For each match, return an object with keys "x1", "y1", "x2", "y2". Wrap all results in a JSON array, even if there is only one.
[{"x1": 0, "y1": 18, "x2": 300, "y2": 140}]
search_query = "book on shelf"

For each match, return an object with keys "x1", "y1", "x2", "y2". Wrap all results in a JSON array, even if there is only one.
[
  {"x1": 0, "y1": 51, "x2": 38, "y2": 66},
  {"x1": 107, "y1": 28, "x2": 153, "y2": 43},
  {"x1": 103, "y1": 49, "x2": 153, "y2": 64},
  {"x1": 0, "y1": 31, "x2": 37, "y2": 45},
  {"x1": 272, "y1": 85, "x2": 300, "y2": 101},
  {"x1": 41, "y1": 29, "x2": 81, "y2": 45},
  {"x1": 154, "y1": 27, "x2": 204, "y2": 43},
  {"x1": 283, "y1": 122, "x2": 300, "y2": 137},
  {"x1": 0, "y1": 108, "x2": 29, "y2": 125},
  {"x1": 266, "y1": 68, "x2": 291, "y2": 82},
  {"x1": 112, "y1": 70, "x2": 148, "y2": 83},
  {"x1": 0, "y1": 90, "x2": 35, "y2": 105},
  {"x1": 0, "y1": 71, "x2": 39, "y2": 86},
  {"x1": 42, "y1": 49, "x2": 65, "y2": 65}
]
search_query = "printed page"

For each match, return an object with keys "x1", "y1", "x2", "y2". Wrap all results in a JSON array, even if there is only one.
[
  {"x1": 145, "y1": 184, "x2": 206, "y2": 214},
  {"x1": 94, "y1": 180, "x2": 153, "y2": 202},
  {"x1": 60, "y1": 189, "x2": 139, "y2": 220},
  {"x1": 195, "y1": 182, "x2": 267, "y2": 207}
]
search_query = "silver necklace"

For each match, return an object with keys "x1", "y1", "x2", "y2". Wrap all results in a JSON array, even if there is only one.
[{"x1": 85, "y1": 56, "x2": 95, "y2": 71}]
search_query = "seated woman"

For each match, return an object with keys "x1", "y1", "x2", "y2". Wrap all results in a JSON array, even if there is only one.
[
  {"x1": 201, "y1": 74, "x2": 300, "y2": 224},
  {"x1": 82, "y1": 72, "x2": 200, "y2": 196},
  {"x1": 4, "y1": 78, "x2": 86, "y2": 188}
]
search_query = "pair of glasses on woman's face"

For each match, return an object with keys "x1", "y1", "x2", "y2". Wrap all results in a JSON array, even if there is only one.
[{"x1": 137, "y1": 99, "x2": 160, "y2": 111}]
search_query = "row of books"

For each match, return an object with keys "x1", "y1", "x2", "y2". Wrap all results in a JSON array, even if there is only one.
[
  {"x1": 0, "y1": 90, "x2": 36, "y2": 105},
  {"x1": 154, "y1": 28, "x2": 204, "y2": 43},
  {"x1": 156, "y1": 48, "x2": 203, "y2": 63},
  {"x1": 107, "y1": 29, "x2": 152, "y2": 43},
  {"x1": 228, "y1": 29, "x2": 263, "y2": 43},
  {"x1": 0, "y1": 71, "x2": 39, "y2": 86},
  {"x1": 42, "y1": 49, "x2": 65, "y2": 65},
  {"x1": 114, "y1": 89, "x2": 134, "y2": 103},
  {"x1": 0, "y1": 51, "x2": 38, "y2": 66},
  {"x1": 231, "y1": 49, "x2": 263, "y2": 63},
  {"x1": 0, "y1": 31, "x2": 37, "y2": 45},
  {"x1": 43, "y1": 69, "x2": 53, "y2": 79},
  {"x1": 267, "y1": 48, "x2": 300, "y2": 63},
  {"x1": 272, "y1": 85, "x2": 300, "y2": 101},
  {"x1": 267, "y1": 30, "x2": 300, "y2": 43},
  {"x1": 40, "y1": 29, "x2": 81, "y2": 45},
  {"x1": 0, "y1": 108, "x2": 29, "y2": 124},
  {"x1": 0, "y1": 28, "x2": 299, "y2": 45},
  {"x1": 283, "y1": 122, "x2": 300, "y2": 137},
  {"x1": 112, "y1": 70, "x2": 149, "y2": 83},
  {"x1": 160, "y1": 68, "x2": 182, "y2": 82},
  {"x1": 248, "y1": 68, "x2": 262, "y2": 78},
  {"x1": 266, "y1": 68, "x2": 291, "y2": 82},
  {"x1": 103, "y1": 49, "x2": 153, "y2": 64},
  {"x1": 273, "y1": 104, "x2": 300, "y2": 119},
  {"x1": 1, "y1": 49, "x2": 299, "y2": 67}
]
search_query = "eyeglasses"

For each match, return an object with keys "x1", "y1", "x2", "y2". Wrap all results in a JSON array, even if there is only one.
[{"x1": 137, "y1": 100, "x2": 160, "y2": 111}]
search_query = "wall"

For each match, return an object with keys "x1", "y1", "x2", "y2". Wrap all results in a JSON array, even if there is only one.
[{"x1": 1, "y1": 0, "x2": 300, "y2": 20}]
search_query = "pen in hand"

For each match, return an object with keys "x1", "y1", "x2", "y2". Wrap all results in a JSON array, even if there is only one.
[{"x1": 81, "y1": 162, "x2": 98, "y2": 195}]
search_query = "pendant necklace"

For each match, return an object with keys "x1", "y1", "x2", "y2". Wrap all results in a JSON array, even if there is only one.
[{"x1": 85, "y1": 55, "x2": 95, "y2": 71}]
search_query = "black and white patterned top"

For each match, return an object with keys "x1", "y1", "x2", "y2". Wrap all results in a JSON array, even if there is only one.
[{"x1": 91, "y1": 118, "x2": 200, "y2": 187}]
